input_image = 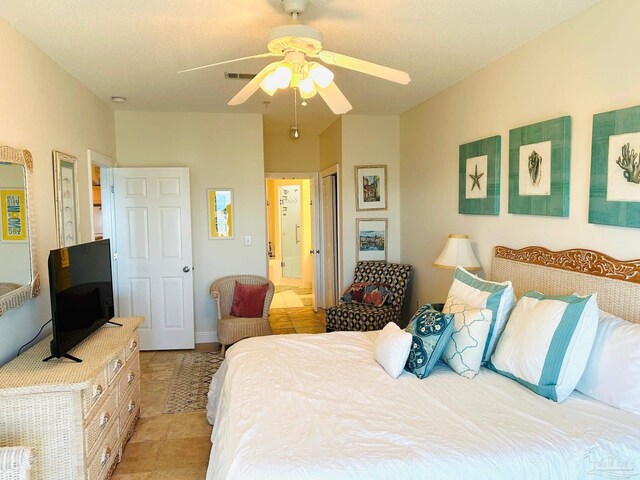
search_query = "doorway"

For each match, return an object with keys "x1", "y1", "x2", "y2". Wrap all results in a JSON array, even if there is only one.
[{"x1": 266, "y1": 176, "x2": 317, "y2": 310}]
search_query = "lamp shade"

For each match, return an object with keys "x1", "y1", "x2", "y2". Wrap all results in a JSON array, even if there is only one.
[{"x1": 433, "y1": 234, "x2": 481, "y2": 271}]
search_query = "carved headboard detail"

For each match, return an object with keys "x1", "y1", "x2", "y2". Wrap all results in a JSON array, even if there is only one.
[
  {"x1": 494, "y1": 246, "x2": 640, "y2": 285},
  {"x1": 491, "y1": 246, "x2": 640, "y2": 324}
]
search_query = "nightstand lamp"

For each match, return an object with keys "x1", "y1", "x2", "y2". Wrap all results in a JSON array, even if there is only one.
[{"x1": 433, "y1": 234, "x2": 481, "y2": 271}]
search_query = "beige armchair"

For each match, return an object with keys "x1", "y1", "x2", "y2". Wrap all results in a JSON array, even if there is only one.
[
  {"x1": 210, "y1": 275, "x2": 275, "y2": 355},
  {"x1": 0, "y1": 447, "x2": 34, "y2": 480}
]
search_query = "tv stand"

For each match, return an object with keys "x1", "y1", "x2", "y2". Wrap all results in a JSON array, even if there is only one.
[
  {"x1": 107, "y1": 320, "x2": 123, "y2": 327},
  {"x1": 0, "y1": 317, "x2": 143, "y2": 480},
  {"x1": 42, "y1": 352, "x2": 82, "y2": 363}
]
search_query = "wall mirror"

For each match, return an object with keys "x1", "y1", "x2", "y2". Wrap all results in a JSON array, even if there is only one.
[{"x1": 0, "y1": 145, "x2": 39, "y2": 317}]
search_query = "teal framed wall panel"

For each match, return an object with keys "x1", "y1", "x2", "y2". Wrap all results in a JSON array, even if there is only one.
[
  {"x1": 589, "y1": 104, "x2": 640, "y2": 228},
  {"x1": 458, "y1": 135, "x2": 501, "y2": 215},
  {"x1": 508, "y1": 116, "x2": 571, "y2": 217}
]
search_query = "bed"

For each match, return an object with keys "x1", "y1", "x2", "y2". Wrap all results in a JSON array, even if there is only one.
[{"x1": 206, "y1": 246, "x2": 640, "y2": 479}]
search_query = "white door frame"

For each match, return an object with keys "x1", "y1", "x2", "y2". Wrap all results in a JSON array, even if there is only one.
[
  {"x1": 87, "y1": 149, "x2": 118, "y2": 315},
  {"x1": 265, "y1": 172, "x2": 322, "y2": 310},
  {"x1": 319, "y1": 164, "x2": 342, "y2": 308}
]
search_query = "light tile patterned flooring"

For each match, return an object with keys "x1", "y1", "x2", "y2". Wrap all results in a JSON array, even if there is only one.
[{"x1": 113, "y1": 306, "x2": 325, "y2": 479}]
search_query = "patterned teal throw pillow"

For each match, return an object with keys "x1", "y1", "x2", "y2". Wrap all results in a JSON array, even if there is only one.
[{"x1": 404, "y1": 305, "x2": 455, "y2": 379}]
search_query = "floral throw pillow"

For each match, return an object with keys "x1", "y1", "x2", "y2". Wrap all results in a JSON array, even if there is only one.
[
  {"x1": 404, "y1": 304, "x2": 455, "y2": 379},
  {"x1": 340, "y1": 282, "x2": 391, "y2": 307}
]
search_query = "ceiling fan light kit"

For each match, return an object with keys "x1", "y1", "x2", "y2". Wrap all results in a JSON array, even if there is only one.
[{"x1": 180, "y1": 0, "x2": 410, "y2": 116}]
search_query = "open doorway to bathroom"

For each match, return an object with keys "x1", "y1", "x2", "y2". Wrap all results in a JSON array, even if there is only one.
[{"x1": 265, "y1": 176, "x2": 318, "y2": 310}]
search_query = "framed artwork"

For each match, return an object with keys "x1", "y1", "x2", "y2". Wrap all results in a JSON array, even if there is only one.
[
  {"x1": 0, "y1": 189, "x2": 27, "y2": 242},
  {"x1": 355, "y1": 165, "x2": 387, "y2": 211},
  {"x1": 207, "y1": 188, "x2": 234, "y2": 239},
  {"x1": 53, "y1": 151, "x2": 80, "y2": 247},
  {"x1": 589, "y1": 104, "x2": 640, "y2": 228},
  {"x1": 356, "y1": 218, "x2": 387, "y2": 262},
  {"x1": 459, "y1": 135, "x2": 501, "y2": 215},
  {"x1": 508, "y1": 116, "x2": 571, "y2": 217}
]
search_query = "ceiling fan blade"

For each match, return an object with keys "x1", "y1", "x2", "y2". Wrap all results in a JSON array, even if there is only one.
[
  {"x1": 317, "y1": 82, "x2": 352, "y2": 115},
  {"x1": 318, "y1": 50, "x2": 411, "y2": 85},
  {"x1": 178, "y1": 53, "x2": 278, "y2": 74},
  {"x1": 228, "y1": 61, "x2": 281, "y2": 106}
]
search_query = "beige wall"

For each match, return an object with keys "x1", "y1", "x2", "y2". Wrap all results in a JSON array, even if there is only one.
[
  {"x1": 264, "y1": 135, "x2": 319, "y2": 173},
  {"x1": 342, "y1": 116, "x2": 401, "y2": 290},
  {"x1": 400, "y1": 0, "x2": 640, "y2": 309},
  {"x1": 319, "y1": 119, "x2": 342, "y2": 171},
  {"x1": 0, "y1": 18, "x2": 116, "y2": 365},
  {"x1": 115, "y1": 111, "x2": 266, "y2": 343}
]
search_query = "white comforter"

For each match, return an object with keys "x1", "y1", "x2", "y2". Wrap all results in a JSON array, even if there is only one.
[{"x1": 206, "y1": 332, "x2": 640, "y2": 480}]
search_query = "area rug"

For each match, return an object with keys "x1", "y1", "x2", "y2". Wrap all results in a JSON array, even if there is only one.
[{"x1": 164, "y1": 352, "x2": 224, "y2": 414}]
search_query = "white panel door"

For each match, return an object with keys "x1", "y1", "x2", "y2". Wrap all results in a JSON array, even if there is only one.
[
  {"x1": 321, "y1": 174, "x2": 338, "y2": 307},
  {"x1": 113, "y1": 168, "x2": 194, "y2": 350}
]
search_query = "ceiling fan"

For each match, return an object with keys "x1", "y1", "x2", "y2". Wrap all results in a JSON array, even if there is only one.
[{"x1": 179, "y1": 0, "x2": 411, "y2": 115}]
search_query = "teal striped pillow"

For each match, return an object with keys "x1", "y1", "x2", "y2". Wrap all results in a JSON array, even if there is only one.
[{"x1": 488, "y1": 292, "x2": 598, "y2": 402}]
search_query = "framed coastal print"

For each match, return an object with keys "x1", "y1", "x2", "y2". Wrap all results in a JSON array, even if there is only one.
[
  {"x1": 356, "y1": 218, "x2": 387, "y2": 262},
  {"x1": 207, "y1": 188, "x2": 234, "y2": 239},
  {"x1": 508, "y1": 116, "x2": 571, "y2": 217},
  {"x1": 355, "y1": 165, "x2": 387, "y2": 211},
  {"x1": 53, "y1": 151, "x2": 80, "y2": 247},
  {"x1": 0, "y1": 189, "x2": 27, "y2": 242},
  {"x1": 459, "y1": 135, "x2": 501, "y2": 215},
  {"x1": 589, "y1": 104, "x2": 640, "y2": 228}
]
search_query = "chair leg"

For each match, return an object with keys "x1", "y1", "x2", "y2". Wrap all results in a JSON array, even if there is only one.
[{"x1": 220, "y1": 344, "x2": 226, "y2": 357}]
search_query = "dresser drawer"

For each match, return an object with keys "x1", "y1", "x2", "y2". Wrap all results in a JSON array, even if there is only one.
[
  {"x1": 82, "y1": 367, "x2": 109, "y2": 418},
  {"x1": 86, "y1": 420, "x2": 119, "y2": 480},
  {"x1": 118, "y1": 361, "x2": 139, "y2": 403},
  {"x1": 125, "y1": 333, "x2": 139, "y2": 361},
  {"x1": 106, "y1": 350, "x2": 126, "y2": 385},
  {"x1": 85, "y1": 388, "x2": 118, "y2": 458},
  {"x1": 119, "y1": 380, "x2": 141, "y2": 443}
]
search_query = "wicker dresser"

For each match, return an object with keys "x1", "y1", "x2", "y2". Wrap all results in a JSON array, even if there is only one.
[{"x1": 0, "y1": 317, "x2": 143, "y2": 480}]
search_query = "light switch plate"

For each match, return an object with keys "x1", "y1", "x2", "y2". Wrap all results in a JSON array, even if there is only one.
[{"x1": 244, "y1": 235, "x2": 252, "y2": 246}]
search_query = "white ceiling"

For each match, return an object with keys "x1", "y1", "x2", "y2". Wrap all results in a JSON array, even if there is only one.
[{"x1": 0, "y1": 0, "x2": 599, "y2": 135}]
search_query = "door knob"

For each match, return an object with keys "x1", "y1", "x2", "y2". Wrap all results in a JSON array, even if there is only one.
[{"x1": 183, "y1": 266, "x2": 191, "y2": 273}]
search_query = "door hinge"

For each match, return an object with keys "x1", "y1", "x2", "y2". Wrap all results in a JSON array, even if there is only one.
[
  {"x1": 110, "y1": 185, "x2": 114, "y2": 193},
  {"x1": 280, "y1": 261, "x2": 285, "y2": 268}
]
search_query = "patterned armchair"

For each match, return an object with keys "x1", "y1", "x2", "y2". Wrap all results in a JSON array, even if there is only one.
[
  {"x1": 326, "y1": 261, "x2": 413, "y2": 332},
  {"x1": 0, "y1": 447, "x2": 34, "y2": 480}
]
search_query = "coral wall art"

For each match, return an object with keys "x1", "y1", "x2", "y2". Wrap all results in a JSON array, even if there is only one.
[{"x1": 590, "y1": 105, "x2": 640, "y2": 228}]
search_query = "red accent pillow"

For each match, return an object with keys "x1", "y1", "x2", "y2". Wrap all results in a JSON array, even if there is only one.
[{"x1": 230, "y1": 281, "x2": 269, "y2": 318}]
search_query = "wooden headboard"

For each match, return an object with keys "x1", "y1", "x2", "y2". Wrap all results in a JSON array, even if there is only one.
[{"x1": 490, "y1": 246, "x2": 640, "y2": 324}]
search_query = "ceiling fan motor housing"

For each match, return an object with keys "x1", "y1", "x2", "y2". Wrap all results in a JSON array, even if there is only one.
[
  {"x1": 268, "y1": 24, "x2": 323, "y2": 55},
  {"x1": 282, "y1": 0, "x2": 309, "y2": 16}
]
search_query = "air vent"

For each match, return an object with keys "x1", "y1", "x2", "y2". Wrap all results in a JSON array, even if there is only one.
[{"x1": 224, "y1": 73, "x2": 256, "y2": 80}]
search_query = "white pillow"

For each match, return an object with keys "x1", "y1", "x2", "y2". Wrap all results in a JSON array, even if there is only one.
[
  {"x1": 446, "y1": 267, "x2": 514, "y2": 363},
  {"x1": 489, "y1": 292, "x2": 598, "y2": 402},
  {"x1": 576, "y1": 310, "x2": 640, "y2": 415},
  {"x1": 442, "y1": 296, "x2": 492, "y2": 379},
  {"x1": 374, "y1": 322, "x2": 412, "y2": 379}
]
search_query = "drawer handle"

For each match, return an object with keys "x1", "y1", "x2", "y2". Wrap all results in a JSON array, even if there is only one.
[
  {"x1": 92, "y1": 384, "x2": 104, "y2": 400},
  {"x1": 100, "y1": 412, "x2": 111, "y2": 429},
  {"x1": 113, "y1": 359, "x2": 123, "y2": 373},
  {"x1": 128, "y1": 400, "x2": 136, "y2": 414},
  {"x1": 130, "y1": 339, "x2": 138, "y2": 350},
  {"x1": 101, "y1": 447, "x2": 112, "y2": 467},
  {"x1": 127, "y1": 372, "x2": 135, "y2": 384}
]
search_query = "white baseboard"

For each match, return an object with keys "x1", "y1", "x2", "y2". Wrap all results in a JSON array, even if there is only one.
[{"x1": 196, "y1": 331, "x2": 218, "y2": 344}]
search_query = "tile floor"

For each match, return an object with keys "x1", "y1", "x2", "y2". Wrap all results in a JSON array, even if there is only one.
[{"x1": 113, "y1": 306, "x2": 325, "y2": 479}]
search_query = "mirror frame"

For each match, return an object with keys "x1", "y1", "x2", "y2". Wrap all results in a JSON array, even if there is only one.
[{"x1": 0, "y1": 145, "x2": 40, "y2": 317}]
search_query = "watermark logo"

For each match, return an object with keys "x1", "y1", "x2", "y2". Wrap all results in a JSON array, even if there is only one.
[{"x1": 585, "y1": 447, "x2": 639, "y2": 479}]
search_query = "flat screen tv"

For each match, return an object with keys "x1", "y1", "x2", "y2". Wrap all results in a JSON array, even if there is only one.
[{"x1": 46, "y1": 239, "x2": 116, "y2": 362}]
